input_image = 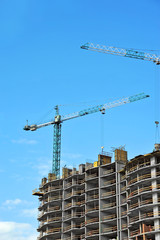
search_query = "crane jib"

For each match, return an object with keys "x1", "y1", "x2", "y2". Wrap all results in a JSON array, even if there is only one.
[
  {"x1": 129, "y1": 94, "x2": 149, "y2": 103},
  {"x1": 125, "y1": 50, "x2": 145, "y2": 60},
  {"x1": 78, "y1": 105, "x2": 104, "y2": 116},
  {"x1": 81, "y1": 42, "x2": 160, "y2": 64}
]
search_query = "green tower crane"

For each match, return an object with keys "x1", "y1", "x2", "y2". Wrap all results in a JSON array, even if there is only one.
[
  {"x1": 24, "y1": 93, "x2": 149, "y2": 178},
  {"x1": 81, "y1": 43, "x2": 160, "y2": 65}
]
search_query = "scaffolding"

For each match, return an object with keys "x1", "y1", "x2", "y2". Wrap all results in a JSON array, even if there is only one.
[{"x1": 34, "y1": 150, "x2": 160, "y2": 240}]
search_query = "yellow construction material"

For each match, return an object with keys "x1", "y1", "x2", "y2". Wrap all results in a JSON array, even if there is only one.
[
  {"x1": 115, "y1": 149, "x2": 127, "y2": 162},
  {"x1": 32, "y1": 188, "x2": 44, "y2": 196},
  {"x1": 48, "y1": 173, "x2": 56, "y2": 181},
  {"x1": 62, "y1": 168, "x2": 67, "y2": 178},
  {"x1": 98, "y1": 154, "x2": 111, "y2": 165},
  {"x1": 62, "y1": 167, "x2": 72, "y2": 178},
  {"x1": 94, "y1": 161, "x2": 99, "y2": 167},
  {"x1": 41, "y1": 177, "x2": 47, "y2": 186}
]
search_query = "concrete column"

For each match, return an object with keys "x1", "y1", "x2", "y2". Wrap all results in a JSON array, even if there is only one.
[
  {"x1": 115, "y1": 161, "x2": 120, "y2": 240},
  {"x1": 139, "y1": 223, "x2": 142, "y2": 235},
  {"x1": 85, "y1": 171, "x2": 87, "y2": 239},
  {"x1": 61, "y1": 179, "x2": 64, "y2": 240},
  {"x1": 126, "y1": 174, "x2": 130, "y2": 240},
  {"x1": 71, "y1": 182, "x2": 73, "y2": 240},
  {"x1": 99, "y1": 166, "x2": 101, "y2": 240},
  {"x1": 151, "y1": 156, "x2": 160, "y2": 240},
  {"x1": 116, "y1": 161, "x2": 125, "y2": 240},
  {"x1": 137, "y1": 171, "x2": 141, "y2": 225},
  {"x1": 127, "y1": 201, "x2": 129, "y2": 240},
  {"x1": 118, "y1": 172, "x2": 122, "y2": 240}
]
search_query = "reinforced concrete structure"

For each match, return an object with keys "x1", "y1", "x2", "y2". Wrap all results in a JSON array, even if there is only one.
[{"x1": 33, "y1": 148, "x2": 160, "y2": 240}]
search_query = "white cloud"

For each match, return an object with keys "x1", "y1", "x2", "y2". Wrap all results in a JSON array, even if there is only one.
[
  {"x1": 11, "y1": 138, "x2": 37, "y2": 145},
  {"x1": 33, "y1": 153, "x2": 83, "y2": 177},
  {"x1": 2, "y1": 199, "x2": 31, "y2": 210},
  {"x1": 0, "y1": 221, "x2": 37, "y2": 240},
  {"x1": 62, "y1": 152, "x2": 83, "y2": 159},
  {"x1": 61, "y1": 153, "x2": 84, "y2": 170},
  {"x1": 37, "y1": 163, "x2": 51, "y2": 176},
  {"x1": 3, "y1": 199, "x2": 22, "y2": 209},
  {"x1": 4, "y1": 199, "x2": 22, "y2": 206},
  {"x1": 22, "y1": 208, "x2": 38, "y2": 217},
  {"x1": 33, "y1": 157, "x2": 52, "y2": 176}
]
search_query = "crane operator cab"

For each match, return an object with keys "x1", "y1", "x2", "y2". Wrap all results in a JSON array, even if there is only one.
[{"x1": 54, "y1": 115, "x2": 61, "y2": 123}]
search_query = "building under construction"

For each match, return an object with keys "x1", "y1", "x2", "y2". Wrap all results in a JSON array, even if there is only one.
[{"x1": 33, "y1": 146, "x2": 160, "y2": 240}]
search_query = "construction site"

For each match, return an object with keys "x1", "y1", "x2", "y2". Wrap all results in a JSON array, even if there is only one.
[
  {"x1": 33, "y1": 146, "x2": 160, "y2": 240},
  {"x1": 24, "y1": 43, "x2": 160, "y2": 240}
]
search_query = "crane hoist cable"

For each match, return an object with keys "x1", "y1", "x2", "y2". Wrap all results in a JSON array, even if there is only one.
[
  {"x1": 154, "y1": 65, "x2": 160, "y2": 124},
  {"x1": 155, "y1": 121, "x2": 160, "y2": 143},
  {"x1": 81, "y1": 42, "x2": 160, "y2": 146}
]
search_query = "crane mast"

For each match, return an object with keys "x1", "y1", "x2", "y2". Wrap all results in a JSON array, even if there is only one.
[
  {"x1": 81, "y1": 43, "x2": 160, "y2": 65},
  {"x1": 53, "y1": 106, "x2": 61, "y2": 178},
  {"x1": 24, "y1": 93, "x2": 149, "y2": 178}
]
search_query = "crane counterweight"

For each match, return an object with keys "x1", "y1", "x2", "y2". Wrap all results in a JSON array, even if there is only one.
[{"x1": 55, "y1": 115, "x2": 61, "y2": 123}]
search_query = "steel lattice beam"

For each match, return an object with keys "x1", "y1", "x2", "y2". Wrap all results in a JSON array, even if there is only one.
[
  {"x1": 81, "y1": 42, "x2": 160, "y2": 65},
  {"x1": 52, "y1": 123, "x2": 61, "y2": 178}
]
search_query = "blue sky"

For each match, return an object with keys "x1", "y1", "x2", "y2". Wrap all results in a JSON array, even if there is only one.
[{"x1": 0, "y1": 0, "x2": 160, "y2": 239}]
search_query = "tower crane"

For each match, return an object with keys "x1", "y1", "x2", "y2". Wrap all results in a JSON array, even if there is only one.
[
  {"x1": 24, "y1": 93, "x2": 149, "y2": 178},
  {"x1": 80, "y1": 43, "x2": 160, "y2": 65}
]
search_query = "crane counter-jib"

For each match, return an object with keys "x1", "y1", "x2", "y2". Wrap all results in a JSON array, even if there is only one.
[{"x1": 23, "y1": 120, "x2": 55, "y2": 131}]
